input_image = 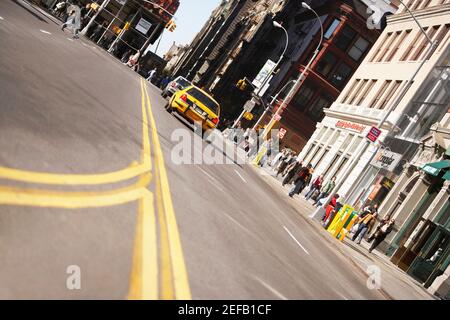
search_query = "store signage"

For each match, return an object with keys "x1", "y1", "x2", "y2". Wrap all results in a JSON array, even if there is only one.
[
  {"x1": 371, "y1": 150, "x2": 402, "y2": 172},
  {"x1": 366, "y1": 126, "x2": 382, "y2": 143},
  {"x1": 136, "y1": 18, "x2": 153, "y2": 35},
  {"x1": 252, "y1": 59, "x2": 276, "y2": 90},
  {"x1": 335, "y1": 121, "x2": 366, "y2": 133}
]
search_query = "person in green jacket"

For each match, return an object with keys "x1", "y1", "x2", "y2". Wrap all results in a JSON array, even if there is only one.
[{"x1": 313, "y1": 176, "x2": 336, "y2": 206}]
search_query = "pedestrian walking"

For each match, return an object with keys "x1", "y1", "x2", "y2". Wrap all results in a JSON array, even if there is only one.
[
  {"x1": 276, "y1": 151, "x2": 294, "y2": 177},
  {"x1": 288, "y1": 164, "x2": 312, "y2": 197},
  {"x1": 126, "y1": 50, "x2": 141, "y2": 69},
  {"x1": 281, "y1": 160, "x2": 302, "y2": 186},
  {"x1": 322, "y1": 194, "x2": 340, "y2": 224},
  {"x1": 146, "y1": 68, "x2": 157, "y2": 83},
  {"x1": 352, "y1": 210, "x2": 378, "y2": 244},
  {"x1": 305, "y1": 175, "x2": 323, "y2": 200},
  {"x1": 368, "y1": 219, "x2": 395, "y2": 253},
  {"x1": 61, "y1": 4, "x2": 81, "y2": 38},
  {"x1": 314, "y1": 176, "x2": 336, "y2": 206}
]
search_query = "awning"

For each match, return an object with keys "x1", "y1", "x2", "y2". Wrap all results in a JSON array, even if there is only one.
[
  {"x1": 421, "y1": 160, "x2": 450, "y2": 176},
  {"x1": 444, "y1": 171, "x2": 450, "y2": 181}
]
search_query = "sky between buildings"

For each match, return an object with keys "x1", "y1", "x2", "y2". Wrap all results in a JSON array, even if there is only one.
[{"x1": 149, "y1": 0, "x2": 222, "y2": 56}]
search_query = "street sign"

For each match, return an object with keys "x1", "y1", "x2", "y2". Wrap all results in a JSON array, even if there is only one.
[
  {"x1": 278, "y1": 128, "x2": 287, "y2": 140},
  {"x1": 370, "y1": 150, "x2": 402, "y2": 172},
  {"x1": 243, "y1": 99, "x2": 256, "y2": 112},
  {"x1": 366, "y1": 126, "x2": 382, "y2": 143},
  {"x1": 136, "y1": 18, "x2": 152, "y2": 35},
  {"x1": 252, "y1": 59, "x2": 276, "y2": 90}
]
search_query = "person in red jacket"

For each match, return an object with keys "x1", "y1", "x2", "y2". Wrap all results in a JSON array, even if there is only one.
[{"x1": 322, "y1": 194, "x2": 340, "y2": 223}]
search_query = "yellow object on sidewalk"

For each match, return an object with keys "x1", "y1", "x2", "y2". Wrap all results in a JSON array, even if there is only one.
[{"x1": 252, "y1": 146, "x2": 267, "y2": 166}]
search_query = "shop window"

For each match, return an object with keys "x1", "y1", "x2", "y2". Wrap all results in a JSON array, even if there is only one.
[
  {"x1": 329, "y1": 62, "x2": 353, "y2": 89},
  {"x1": 314, "y1": 148, "x2": 330, "y2": 169},
  {"x1": 335, "y1": 25, "x2": 357, "y2": 52},
  {"x1": 348, "y1": 37, "x2": 370, "y2": 61},
  {"x1": 303, "y1": 143, "x2": 316, "y2": 162},
  {"x1": 349, "y1": 136, "x2": 363, "y2": 153},
  {"x1": 307, "y1": 95, "x2": 332, "y2": 121},
  {"x1": 324, "y1": 19, "x2": 341, "y2": 39},
  {"x1": 316, "y1": 51, "x2": 338, "y2": 77},
  {"x1": 334, "y1": 156, "x2": 349, "y2": 179},
  {"x1": 316, "y1": 127, "x2": 327, "y2": 141}
]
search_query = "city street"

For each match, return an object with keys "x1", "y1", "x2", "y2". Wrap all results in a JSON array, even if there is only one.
[{"x1": 0, "y1": 0, "x2": 386, "y2": 299}]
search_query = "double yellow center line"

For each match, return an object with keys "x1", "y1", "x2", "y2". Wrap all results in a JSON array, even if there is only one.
[{"x1": 0, "y1": 78, "x2": 191, "y2": 300}]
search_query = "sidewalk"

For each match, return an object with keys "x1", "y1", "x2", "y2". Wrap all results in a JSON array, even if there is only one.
[{"x1": 252, "y1": 164, "x2": 436, "y2": 300}]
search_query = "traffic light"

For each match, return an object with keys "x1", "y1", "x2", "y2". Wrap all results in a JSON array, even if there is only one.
[
  {"x1": 165, "y1": 20, "x2": 176, "y2": 32},
  {"x1": 236, "y1": 79, "x2": 247, "y2": 91}
]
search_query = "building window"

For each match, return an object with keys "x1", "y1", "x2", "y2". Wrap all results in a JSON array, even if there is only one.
[
  {"x1": 316, "y1": 127, "x2": 327, "y2": 141},
  {"x1": 342, "y1": 79, "x2": 359, "y2": 103},
  {"x1": 323, "y1": 153, "x2": 340, "y2": 180},
  {"x1": 348, "y1": 37, "x2": 370, "y2": 61},
  {"x1": 376, "y1": 31, "x2": 401, "y2": 62},
  {"x1": 292, "y1": 84, "x2": 315, "y2": 109},
  {"x1": 307, "y1": 95, "x2": 332, "y2": 121},
  {"x1": 324, "y1": 19, "x2": 341, "y2": 39},
  {"x1": 386, "y1": 30, "x2": 411, "y2": 62},
  {"x1": 370, "y1": 80, "x2": 391, "y2": 108},
  {"x1": 335, "y1": 25, "x2": 357, "y2": 52},
  {"x1": 435, "y1": 24, "x2": 450, "y2": 52},
  {"x1": 356, "y1": 79, "x2": 376, "y2": 106},
  {"x1": 401, "y1": 30, "x2": 426, "y2": 61},
  {"x1": 316, "y1": 51, "x2": 338, "y2": 77},
  {"x1": 314, "y1": 148, "x2": 329, "y2": 169},
  {"x1": 369, "y1": 32, "x2": 392, "y2": 62},
  {"x1": 378, "y1": 81, "x2": 402, "y2": 109},
  {"x1": 349, "y1": 136, "x2": 363, "y2": 153},
  {"x1": 348, "y1": 79, "x2": 366, "y2": 104},
  {"x1": 303, "y1": 143, "x2": 316, "y2": 162},
  {"x1": 334, "y1": 157, "x2": 349, "y2": 179},
  {"x1": 411, "y1": 0, "x2": 424, "y2": 10},
  {"x1": 411, "y1": 25, "x2": 439, "y2": 60},
  {"x1": 329, "y1": 62, "x2": 353, "y2": 89}
]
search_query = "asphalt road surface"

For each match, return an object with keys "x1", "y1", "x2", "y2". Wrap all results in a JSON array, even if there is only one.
[{"x1": 0, "y1": 0, "x2": 383, "y2": 299}]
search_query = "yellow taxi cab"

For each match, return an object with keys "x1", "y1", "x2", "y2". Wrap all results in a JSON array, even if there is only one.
[{"x1": 165, "y1": 85, "x2": 220, "y2": 130}]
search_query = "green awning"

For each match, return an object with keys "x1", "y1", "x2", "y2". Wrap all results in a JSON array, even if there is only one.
[
  {"x1": 444, "y1": 171, "x2": 450, "y2": 181},
  {"x1": 421, "y1": 160, "x2": 450, "y2": 176}
]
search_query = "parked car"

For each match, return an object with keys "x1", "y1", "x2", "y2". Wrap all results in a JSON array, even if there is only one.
[
  {"x1": 161, "y1": 76, "x2": 191, "y2": 98},
  {"x1": 165, "y1": 85, "x2": 220, "y2": 131}
]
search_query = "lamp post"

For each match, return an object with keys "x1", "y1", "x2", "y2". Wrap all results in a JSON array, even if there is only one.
[
  {"x1": 259, "y1": 1, "x2": 324, "y2": 139},
  {"x1": 231, "y1": 20, "x2": 289, "y2": 129},
  {"x1": 309, "y1": 0, "x2": 438, "y2": 221},
  {"x1": 250, "y1": 21, "x2": 289, "y2": 130}
]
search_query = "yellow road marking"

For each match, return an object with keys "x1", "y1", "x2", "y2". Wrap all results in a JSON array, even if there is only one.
[
  {"x1": 142, "y1": 79, "x2": 192, "y2": 300},
  {"x1": 128, "y1": 190, "x2": 158, "y2": 300},
  {"x1": 0, "y1": 79, "x2": 151, "y2": 186},
  {"x1": 0, "y1": 174, "x2": 152, "y2": 208},
  {"x1": 154, "y1": 164, "x2": 175, "y2": 300}
]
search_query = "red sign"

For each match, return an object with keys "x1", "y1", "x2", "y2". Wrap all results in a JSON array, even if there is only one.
[
  {"x1": 366, "y1": 126, "x2": 382, "y2": 143},
  {"x1": 278, "y1": 128, "x2": 287, "y2": 140},
  {"x1": 335, "y1": 121, "x2": 366, "y2": 133}
]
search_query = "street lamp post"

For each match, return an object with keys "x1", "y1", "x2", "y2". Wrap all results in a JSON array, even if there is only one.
[
  {"x1": 309, "y1": 0, "x2": 438, "y2": 221},
  {"x1": 260, "y1": 2, "x2": 324, "y2": 139},
  {"x1": 231, "y1": 20, "x2": 289, "y2": 130},
  {"x1": 250, "y1": 21, "x2": 289, "y2": 130}
]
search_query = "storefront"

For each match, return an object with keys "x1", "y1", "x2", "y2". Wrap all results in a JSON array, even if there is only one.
[{"x1": 375, "y1": 112, "x2": 450, "y2": 297}]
